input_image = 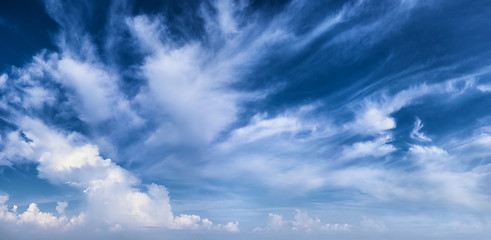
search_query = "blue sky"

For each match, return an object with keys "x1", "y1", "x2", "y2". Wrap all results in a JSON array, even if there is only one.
[{"x1": 1, "y1": 0, "x2": 491, "y2": 239}]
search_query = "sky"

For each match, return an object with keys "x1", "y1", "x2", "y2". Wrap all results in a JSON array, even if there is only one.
[{"x1": 0, "y1": 0, "x2": 491, "y2": 239}]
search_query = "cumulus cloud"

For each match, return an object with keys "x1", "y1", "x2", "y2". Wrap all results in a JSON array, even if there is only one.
[
  {"x1": 266, "y1": 213, "x2": 286, "y2": 230},
  {"x1": 349, "y1": 105, "x2": 396, "y2": 135},
  {"x1": 174, "y1": 214, "x2": 213, "y2": 230},
  {"x1": 173, "y1": 214, "x2": 237, "y2": 232},
  {"x1": 0, "y1": 117, "x2": 238, "y2": 231},
  {"x1": 221, "y1": 221, "x2": 240, "y2": 232},
  {"x1": 0, "y1": 195, "x2": 84, "y2": 230},
  {"x1": 255, "y1": 210, "x2": 350, "y2": 233},
  {"x1": 56, "y1": 201, "x2": 68, "y2": 215}
]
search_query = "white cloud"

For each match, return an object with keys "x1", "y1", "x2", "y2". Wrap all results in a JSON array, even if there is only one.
[
  {"x1": 221, "y1": 221, "x2": 240, "y2": 232},
  {"x1": 229, "y1": 114, "x2": 303, "y2": 143},
  {"x1": 410, "y1": 118, "x2": 432, "y2": 142},
  {"x1": 125, "y1": 0, "x2": 295, "y2": 146},
  {"x1": 322, "y1": 223, "x2": 351, "y2": 231},
  {"x1": 255, "y1": 210, "x2": 350, "y2": 233},
  {"x1": 291, "y1": 209, "x2": 322, "y2": 232},
  {"x1": 22, "y1": 86, "x2": 54, "y2": 109},
  {"x1": 173, "y1": 214, "x2": 237, "y2": 232},
  {"x1": 174, "y1": 214, "x2": 213, "y2": 230},
  {"x1": 0, "y1": 195, "x2": 84, "y2": 230},
  {"x1": 0, "y1": 117, "x2": 237, "y2": 231},
  {"x1": 360, "y1": 216, "x2": 385, "y2": 232},
  {"x1": 0, "y1": 50, "x2": 142, "y2": 128},
  {"x1": 350, "y1": 107, "x2": 396, "y2": 134},
  {"x1": 266, "y1": 213, "x2": 286, "y2": 230},
  {"x1": 214, "y1": 0, "x2": 241, "y2": 35},
  {"x1": 127, "y1": 15, "x2": 245, "y2": 144},
  {"x1": 1, "y1": 1, "x2": 490, "y2": 237},
  {"x1": 56, "y1": 201, "x2": 68, "y2": 215},
  {"x1": 0, "y1": 195, "x2": 17, "y2": 222},
  {"x1": 407, "y1": 144, "x2": 489, "y2": 207},
  {"x1": 342, "y1": 135, "x2": 396, "y2": 159},
  {"x1": 347, "y1": 76, "x2": 477, "y2": 136},
  {"x1": 477, "y1": 84, "x2": 491, "y2": 92},
  {"x1": 53, "y1": 55, "x2": 142, "y2": 126},
  {"x1": 18, "y1": 203, "x2": 84, "y2": 229},
  {"x1": 205, "y1": 154, "x2": 328, "y2": 191},
  {"x1": 0, "y1": 73, "x2": 7, "y2": 88}
]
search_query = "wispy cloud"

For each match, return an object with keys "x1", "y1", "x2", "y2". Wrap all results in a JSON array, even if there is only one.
[
  {"x1": 411, "y1": 118, "x2": 432, "y2": 142},
  {"x1": 0, "y1": 0, "x2": 491, "y2": 239}
]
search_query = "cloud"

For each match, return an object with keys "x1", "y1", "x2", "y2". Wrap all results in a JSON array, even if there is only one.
[
  {"x1": 125, "y1": 9, "x2": 284, "y2": 145},
  {"x1": 224, "y1": 113, "x2": 306, "y2": 146},
  {"x1": 56, "y1": 201, "x2": 68, "y2": 215},
  {"x1": 360, "y1": 216, "x2": 385, "y2": 232},
  {"x1": 53, "y1": 56, "x2": 142, "y2": 125},
  {"x1": 266, "y1": 213, "x2": 286, "y2": 230},
  {"x1": 346, "y1": 76, "x2": 478, "y2": 136},
  {"x1": 221, "y1": 221, "x2": 240, "y2": 232},
  {"x1": 342, "y1": 135, "x2": 396, "y2": 159},
  {"x1": 255, "y1": 210, "x2": 350, "y2": 233},
  {"x1": 18, "y1": 203, "x2": 84, "y2": 229},
  {"x1": 174, "y1": 214, "x2": 213, "y2": 230},
  {"x1": 0, "y1": 117, "x2": 238, "y2": 231},
  {"x1": 477, "y1": 84, "x2": 491, "y2": 92},
  {"x1": 1, "y1": 0, "x2": 491, "y2": 238},
  {"x1": 121, "y1": 0, "x2": 301, "y2": 148},
  {"x1": 201, "y1": 70, "x2": 491, "y2": 205},
  {"x1": 0, "y1": 73, "x2": 7, "y2": 88},
  {"x1": 410, "y1": 118, "x2": 432, "y2": 142},
  {"x1": 0, "y1": 195, "x2": 84, "y2": 230},
  {"x1": 173, "y1": 214, "x2": 238, "y2": 232},
  {"x1": 349, "y1": 107, "x2": 396, "y2": 135}
]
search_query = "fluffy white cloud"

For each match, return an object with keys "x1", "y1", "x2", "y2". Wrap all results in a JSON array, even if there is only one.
[
  {"x1": 0, "y1": 195, "x2": 84, "y2": 230},
  {"x1": 174, "y1": 214, "x2": 212, "y2": 230},
  {"x1": 291, "y1": 209, "x2": 322, "y2": 232},
  {"x1": 18, "y1": 203, "x2": 84, "y2": 229},
  {"x1": 266, "y1": 213, "x2": 286, "y2": 230},
  {"x1": 221, "y1": 221, "x2": 240, "y2": 232},
  {"x1": 56, "y1": 201, "x2": 68, "y2": 215},
  {"x1": 350, "y1": 106, "x2": 396, "y2": 135},
  {"x1": 0, "y1": 117, "x2": 238, "y2": 231}
]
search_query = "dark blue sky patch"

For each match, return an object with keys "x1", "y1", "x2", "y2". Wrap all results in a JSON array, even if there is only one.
[{"x1": 0, "y1": 0, "x2": 58, "y2": 71}]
